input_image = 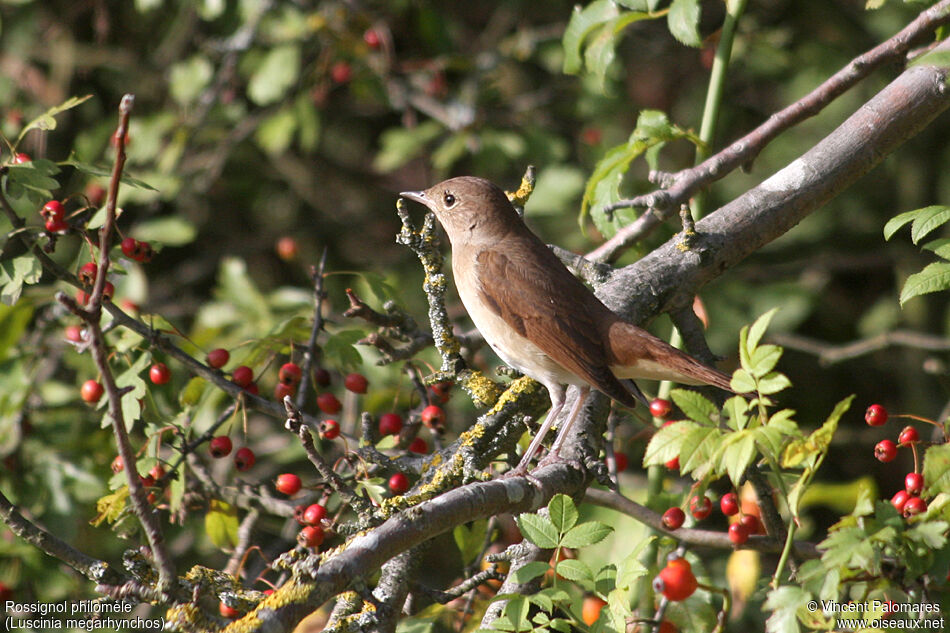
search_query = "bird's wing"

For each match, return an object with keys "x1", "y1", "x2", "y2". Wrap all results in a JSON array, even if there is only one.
[{"x1": 474, "y1": 241, "x2": 641, "y2": 408}]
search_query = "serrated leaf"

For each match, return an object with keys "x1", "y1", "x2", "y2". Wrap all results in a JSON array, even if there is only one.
[
  {"x1": 679, "y1": 425, "x2": 722, "y2": 474},
  {"x1": 667, "y1": 0, "x2": 701, "y2": 47},
  {"x1": 910, "y1": 205, "x2": 950, "y2": 244},
  {"x1": 730, "y1": 368, "x2": 756, "y2": 394},
  {"x1": 517, "y1": 513, "x2": 559, "y2": 549},
  {"x1": 883, "y1": 207, "x2": 926, "y2": 240},
  {"x1": 560, "y1": 521, "x2": 613, "y2": 548},
  {"x1": 554, "y1": 558, "x2": 594, "y2": 583},
  {"x1": 16, "y1": 95, "x2": 93, "y2": 146},
  {"x1": 756, "y1": 371, "x2": 792, "y2": 395},
  {"x1": 747, "y1": 307, "x2": 779, "y2": 352},
  {"x1": 669, "y1": 389, "x2": 717, "y2": 425},
  {"x1": 721, "y1": 431, "x2": 757, "y2": 487},
  {"x1": 907, "y1": 521, "x2": 949, "y2": 548},
  {"x1": 642, "y1": 420, "x2": 693, "y2": 465},
  {"x1": 510, "y1": 560, "x2": 550, "y2": 584},
  {"x1": 548, "y1": 493, "x2": 578, "y2": 534},
  {"x1": 583, "y1": 12, "x2": 652, "y2": 92},
  {"x1": 748, "y1": 344, "x2": 783, "y2": 378},
  {"x1": 764, "y1": 586, "x2": 809, "y2": 633},
  {"x1": 900, "y1": 262, "x2": 950, "y2": 305},
  {"x1": 922, "y1": 443, "x2": 950, "y2": 498},
  {"x1": 922, "y1": 237, "x2": 950, "y2": 261},
  {"x1": 562, "y1": 0, "x2": 618, "y2": 74}
]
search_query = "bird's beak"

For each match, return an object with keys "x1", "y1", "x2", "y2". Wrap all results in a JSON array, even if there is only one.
[{"x1": 399, "y1": 190, "x2": 428, "y2": 207}]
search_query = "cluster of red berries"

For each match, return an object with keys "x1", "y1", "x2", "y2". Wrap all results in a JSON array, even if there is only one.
[
  {"x1": 120, "y1": 236, "x2": 154, "y2": 262},
  {"x1": 661, "y1": 491, "x2": 761, "y2": 546},
  {"x1": 274, "y1": 362, "x2": 303, "y2": 401},
  {"x1": 75, "y1": 262, "x2": 115, "y2": 304},
  {"x1": 865, "y1": 404, "x2": 930, "y2": 518},
  {"x1": 208, "y1": 435, "x2": 256, "y2": 471}
]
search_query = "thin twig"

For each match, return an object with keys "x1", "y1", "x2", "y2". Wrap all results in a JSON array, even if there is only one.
[{"x1": 296, "y1": 246, "x2": 328, "y2": 412}]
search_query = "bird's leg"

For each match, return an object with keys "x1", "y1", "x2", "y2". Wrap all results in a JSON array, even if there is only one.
[
  {"x1": 512, "y1": 384, "x2": 566, "y2": 473},
  {"x1": 548, "y1": 385, "x2": 591, "y2": 456}
]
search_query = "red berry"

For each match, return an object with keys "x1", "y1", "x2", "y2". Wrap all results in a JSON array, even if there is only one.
[
  {"x1": 613, "y1": 451, "x2": 629, "y2": 472},
  {"x1": 278, "y1": 362, "x2": 302, "y2": 385},
  {"x1": 133, "y1": 240, "x2": 153, "y2": 263},
  {"x1": 689, "y1": 495, "x2": 712, "y2": 520},
  {"x1": 875, "y1": 439, "x2": 898, "y2": 463},
  {"x1": 13, "y1": 152, "x2": 31, "y2": 163},
  {"x1": 898, "y1": 426, "x2": 919, "y2": 446},
  {"x1": 85, "y1": 182, "x2": 106, "y2": 206},
  {"x1": 343, "y1": 372, "x2": 368, "y2": 394},
  {"x1": 244, "y1": 380, "x2": 259, "y2": 396},
  {"x1": 653, "y1": 558, "x2": 697, "y2": 602},
  {"x1": 363, "y1": 28, "x2": 381, "y2": 49},
  {"x1": 0, "y1": 580, "x2": 13, "y2": 601},
  {"x1": 234, "y1": 447, "x2": 255, "y2": 471},
  {"x1": 581, "y1": 127, "x2": 603, "y2": 146},
  {"x1": 276, "y1": 236, "x2": 298, "y2": 261},
  {"x1": 219, "y1": 602, "x2": 239, "y2": 619},
  {"x1": 739, "y1": 513, "x2": 762, "y2": 534},
  {"x1": 330, "y1": 61, "x2": 352, "y2": 83},
  {"x1": 865, "y1": 404, "x2": 888, "y2": 426},
  {"x1": 65, "y1": 324, "x2": 83, "y2": 342},
  {"x1": 720, "y1": 492, "x2": 739, "y2": 516},
  {"x1": 149, "y1": 464, "x2": 166, "y2": 481},
  {"x1": 379, "y1": 412, "x2": 403, "y2": 436},
  {"x1": 316, "y1": 392, "x2": 342, "y2": 415},
  {"x1": 121, "y1": 237, "x2": 137, "y2": 258},
  {"x1": 207, "y1": 348, "x2": 230, "y2": 369},
  {"x1": 78, "y1": 262, "x2": 98, "y2": 286},
  {"x1": 903, "y1": 495, "x2": 927, "y2": 517},
  {"x1": 661, "y1": 507, "x2": 685, "y2": 530},
  {"x1": 102, "y1": 281, "x2": 114, "y2": 301},
  {"x1": 209, "y1": 435, "x2": 233, "y2": 458},
  {"x1": 302, "y1": 503, "x2": 327, "y2": 525},
  {"x1": 299, "y1": 525, "x2": 325, "y2": 548},
  {"x1": 319, "y1": 419, "x2": 341, "y2": 440},
  {"x1": 111, "y1": 455, "x2": 124, "y2": 473},
  {"x1": 905, "y1": 472, "x2": 924, "y2": 496},
  {"x1": 41, "y1": 200, "x2": 65, "y2": 221},
  {"x1": 81, "y1": 379, "x2": 104, "y2": 403},
  {"x1": 388, "y1": 472, "x2": 409, "y2": 494},
  {"x1": 140, "y1": 474, "x2": 156, "y2": 488},
  {"x1": 314, "y1": 368, "x2": 331, "y2": 387},
  {"x1": 420, "y1": 405, "x2": 445, "y2": 430},
  {"x1": 728, "y1": 522, "x2": 750, "y2": 545},
  {"x1": 665, "y1": 456, "x2": 680, "y2": 471},
  {"x1": 275, "y1": 473, "x2": 302, "y2": 496},
  {"x1": 429, "y1": 381, "x2": 453, "y2": 403},
  {"x1": 45, "y1": 216, "x2": 68, "y2": 233},
  {"x1": 232, "y1": 365, "x2": 254, "y2": 388},
  {"x1": 408, "y1": 437, "x2": 428, "y2": 454},
  {"x1": 891, "y1": 489, "x2": 910, "y2": 513},
  {"x1": 149, "y1": 362, "x2": 171, "y2": 385},
  {"x1": 650, "y1": 397, "x2": 672, "y2": 418},
  {"x1": 274, "y1": 381, "x2": 296, "y2": 401}
]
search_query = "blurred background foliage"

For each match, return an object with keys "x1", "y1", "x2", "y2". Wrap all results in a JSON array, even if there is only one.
[{"x1": 0, "y1": 0, "x2": 948, "y2": 613}]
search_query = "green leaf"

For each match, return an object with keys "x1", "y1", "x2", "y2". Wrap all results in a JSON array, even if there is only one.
[
  {"x1": 642, "y1": 420, "x2": 693, "y2": 465},
  {"x1": 554, "y1": 558, "x2": 594, "y2": 583},
  {"x1": 560, "y1": 521, "x2": 613, "y2": 548},
  {"x1": 907, "y1": 520, "x2": 948, "y2": 548},
  {"x1": 3, "y1": 159, "x2": 61, "y2": 202},
  {"x1": 748, "y1": 344, "x2": 783, "y2": 378},
  {"x1": 169, "y1": 55, "x2": 214, "y2": 105},
  {"x1": 562, "y1": 0, "x2": 618, "y2": 74},
  {"x1": 667, "y1": 0, "x2": 702, "y2": 47},
  {"x1": 583, "y1": 12, "x2": 652, "y2": 91},
  {"x1": 922, "y1": 443, "x2": 950, "y2": 499},
  {"x1": 764, "y1": 586, "x2": 810, "y2": 633},
  {"x1": 205, "y1": 500, "x2": 239, "y2": 549},
  {"x1": 131, "y1": 216, "x2": 197, "y2": 246},
  {"x1": 255, "y1": 107, "x2": 297, "y2": 155},
  {"x1": 0, "y1": 301, "x2": 33, "y2": 362},
  {"x1": 720, "y1": 431, "x2": 758, "y2": 487},
  {"x1": 324, "y1": 329, "x2": 365, "y2": 371},
  {"x1": 373, "y1": 121, "x2": 443, "y2": 173},
  {"x1": 510, "y1": 561, "x2": 550, "y2": 584},
  {"x1": 747, "y1": 307, "x2": 779, "y2": 352},
  {"x1": 15, "y1": 95, "x2": 93, "y2": 146},
  {"x1": 909, "y1": 49, "x2": 950, "y2": 70},
  {"x1": 669, "y1": 389, "x2": 717, "y2": 425},
  {"x1": 911, "y1": 205, "x2": 950, "y2": 244},
  {"x1": 922, "y1": 237, "x2": 950, "y2": 261},
  {"x1": 883, "y1": 208, "x2": 924, "y2": 240},
  {"x1": 61, "y1": 158, "x2": 157, "y2": 191},
  {"x1": 547, "y1": 494, "x2": 578, "y2": 534},
  {"x1": 294, "y1": 92, "x2": 321, "y2": 152},
  {"x1": 900, "y1": 262, "x2": 950, "y2": 305},
  {"x1": 679, "y1": 425, "x2": 722, "y2": 475},
  {"x1": 756, "y1": 371, "x2": 792, "y2": 395},
  {"x1": 0, "y1": 256, "x2": 42, "y2": 305},
  {"x1": 179, "y1": 376, "x2": 207, "y2": 408},
  {"x1": 517, "y1": 513, "x2": 559, "y2": 549},
  {"x1": 247, "y1": 44, "x2": 301, "y2": 106},
  {"x1": 453, "y1": 520, "x2": 489, "y2": 566},
  {"x1": 730, "y1": 368, "x2": 756, "y2": 394}
]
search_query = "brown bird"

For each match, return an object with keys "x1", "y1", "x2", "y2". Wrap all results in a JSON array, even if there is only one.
[{"x1": 400, "y1": 176, "x2": 734, "y2": 470}]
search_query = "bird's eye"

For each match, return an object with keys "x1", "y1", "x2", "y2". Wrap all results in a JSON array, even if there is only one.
[{"x1": 443, "y1": 192, "x2": 457, "y2": 208}]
